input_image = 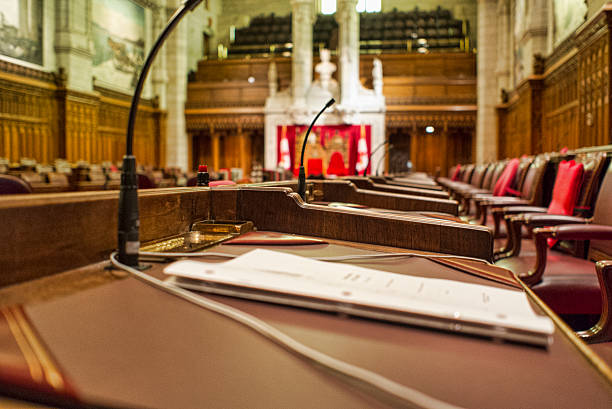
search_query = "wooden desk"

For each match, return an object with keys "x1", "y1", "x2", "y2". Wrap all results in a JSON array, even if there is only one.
[
  {"x1": 343, "y1": 176, "x2": 450, "y2": 199},
  {"x1": 0, "y1": 187, "x2": 610, "y2": 408},
  {"x1": 251, "y1": 179, "x2": 459, "y2": 215}
]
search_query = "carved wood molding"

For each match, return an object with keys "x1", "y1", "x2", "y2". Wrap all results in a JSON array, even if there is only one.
[
  {"x1": 386, "y1": 110, "x2": 475, "y2": 128},
  {"x1": 186, "y1": 114, "x2": 264, "y2": 131},
  {"x1": 0, "y1": 59, "x2": 56, "y2": 84}
]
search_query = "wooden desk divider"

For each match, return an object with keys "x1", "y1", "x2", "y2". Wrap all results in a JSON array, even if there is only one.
[{"x1": 0, "y1": 186, "x2": 490, "y2": 287}]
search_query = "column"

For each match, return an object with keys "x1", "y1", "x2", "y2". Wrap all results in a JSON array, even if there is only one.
[
  {"x1": 238, "y1": 126, "x2": 247, "y2": 173},
  {"x1": 336, "y1": 0, "x2": 360, "y2": 107},
  {"x1": 521, "y1": 0, "x2": 548, "y2": 78},
  {"x1": 496, "y1": 0, "x2": 511, "y2": 97},
  {"x1": 476, "y1": 0, "x2": 498, "y2": 163},
  {"x1": 152, "y1": 1, "x2": 168, "y2": 110},
  {"x1": 54, "y1": 0, "x2": 93, "y2": 92},
  {"x1": 211, "y1": 131, "x2": 220, "y2": 171},
  {"x1": 165, "y1": 1, "x2": 189, "y2": 170},
  {"x1": 291, "y1": 0, "x2": 314, "y2": 107}
]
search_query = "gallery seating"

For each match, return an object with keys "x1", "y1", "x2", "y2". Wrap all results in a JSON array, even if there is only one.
[{"x1": 228, "y1": 6, "x2": 469, "y2": 57}]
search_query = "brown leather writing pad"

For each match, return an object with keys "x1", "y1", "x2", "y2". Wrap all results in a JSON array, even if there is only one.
[
  {"x1": 18, "y1": 240, "x2": 612, "y2": 408},
  {"x1": 223, "y1": 231, "x2": 328, "y2": 245}
]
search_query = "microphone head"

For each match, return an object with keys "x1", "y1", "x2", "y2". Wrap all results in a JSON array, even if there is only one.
[
  {"x1": 325, "y1": 98, "x2": 335, "y2": 108},
  {"x1": 198, "y1": 165, "x2": 208, "y2": 172}
]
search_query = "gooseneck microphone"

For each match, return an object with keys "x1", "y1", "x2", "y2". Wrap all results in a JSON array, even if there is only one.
[
  {"x1": 297, "y1": 98, "x2": 335, "y2": 200},
  {"x1": 118, "y1": 0, "x2": 203, "y2": 267},
  {"x1": 375, "y1": 144, "x2": 393, "y2": 176},
  {"x1": 363, "y1": 139, "x2": 389, "y2": 176}
]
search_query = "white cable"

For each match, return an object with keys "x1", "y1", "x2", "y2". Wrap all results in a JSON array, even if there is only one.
[
  {"x1": 139, "y1": 250, "x2": 490, "y2": 265},
  {"x1": 110, "y1": 252, "x2": 464, "y2": 409}
]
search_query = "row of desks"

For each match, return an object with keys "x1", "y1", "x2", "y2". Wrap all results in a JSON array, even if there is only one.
[{"x1": 0, "y1": 177, "x2": 610, "y2": 408}]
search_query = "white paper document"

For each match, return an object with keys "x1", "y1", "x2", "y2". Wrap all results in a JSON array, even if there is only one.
[{"x1": 164, "y1": 249, "x2": 554, "y2": 346}]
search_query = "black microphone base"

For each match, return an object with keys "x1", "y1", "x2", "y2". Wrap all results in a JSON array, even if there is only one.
[
  {"x1": 297, "y1": 166, "x2": 306, "y2": 201},
  {"x1": 118, "y1": 155, "x2": 141, "y2": 267}
]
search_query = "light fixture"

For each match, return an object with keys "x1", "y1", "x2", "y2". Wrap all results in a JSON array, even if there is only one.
[
  {"x1": 425, "y1": 126, "x2": 435, "y2": 134},
  {"x1": 247, "y1": 76, "x2": 255, "y2": 83}
]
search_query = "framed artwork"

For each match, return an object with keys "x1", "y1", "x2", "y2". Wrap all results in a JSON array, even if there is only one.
[
  {"x1": 0, "y1": 0, "x2": 43, "y2": 66},
  {"x1": 554, "y1": 0, "x2": 587, "y2": 46},
  {"x1": 92, "y1": 0, "x2": 145, "y2": 90}
]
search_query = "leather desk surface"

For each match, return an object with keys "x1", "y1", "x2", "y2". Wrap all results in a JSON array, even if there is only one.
[{"x1": 4, "y1": 238, "x2": 612, "y2": 408}]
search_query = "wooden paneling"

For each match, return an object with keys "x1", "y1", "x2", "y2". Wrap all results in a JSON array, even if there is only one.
[
  {"x1": 497, "y1": 6, "x2": 612, "y2": 158},
  {"x1": 541, "y1": 50, "x2": 579, "y2": 152},
  {"x1": 0, "y1": 60, "x2": 165, "y2": 167},
  {"x1": 497, "y1": 79, "x2": 542, "y2": 158}
]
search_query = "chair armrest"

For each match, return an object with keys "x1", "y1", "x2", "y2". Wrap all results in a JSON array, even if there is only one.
[
  {"x1": 578, "y1": 260, "x2": 612, "y2": 343},
  {"x1": 493, "y1": 205, "x2": 547, "y2": 216},
  {"x1": 549, "y1": 224, "x2": 612, "y2": 241},
  {"x1": 480, "y1": 198, "x2": 529, "y2": 207},
  {"x1": 521, "y1": 214, "x2": 588, "y2": 229}
]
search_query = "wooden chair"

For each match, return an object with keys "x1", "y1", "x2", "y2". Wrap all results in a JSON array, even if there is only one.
[
  {"x1": 496, "y1": 160, "x2": 612, "y2": 340},
  {"x1": 495, "y1": 152, "x2": 608, "y2": 260},
  {"x1": 472, "y1": 155, "x2": 549, "y2": 236}
]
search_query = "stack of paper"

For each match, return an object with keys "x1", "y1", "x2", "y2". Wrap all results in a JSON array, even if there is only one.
[{"x1": 164, "y1": 249, "x2": 554, "y2": 347}]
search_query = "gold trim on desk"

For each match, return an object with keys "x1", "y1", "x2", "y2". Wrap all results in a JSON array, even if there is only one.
[
  {"x1": 519, "y1": 280, "x2": 612, "y2": 385},
  {"x1": 10, "y1": 306, "x2": 65, "y2": 391}
]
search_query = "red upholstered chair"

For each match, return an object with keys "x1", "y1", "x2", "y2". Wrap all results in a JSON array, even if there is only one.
[
  {"x1": 472, "y1": 155, "x2": 549, "y2": 234},
  {"x1": 307, "y1": 158, "x2": 323, "y2": 177},
  {"x1": 495, "y1": 152, "x2": 606, "y2": 260},
  {"x1": 326, "y1": 152, "x2": 347, "y2": 176},
  {"x1": 495, "y1": 159, "x2": 612, "y2": 341},
  {"x1": 0, "y1": 174, "x2": 32, "y2": 195},
  {"x1": 446, "y1": 161, "x2": 508, "y2": 216}
]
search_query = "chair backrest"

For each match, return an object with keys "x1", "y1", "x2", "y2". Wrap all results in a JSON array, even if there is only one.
[
  {"x1": 465, "y1": 164, "x2": 486, "y2": 188},
  {"x1": 307, "y1": 158, "x2": 323, "y2": 176},
  {"x1": 493, "y1": 158, "x2": 520, "y2": 196},
  {"x1": 514, "y1": 156, "x2": 535, "y2": 194},
  {"x1": 589, "y1": 161, "x2": 612, "y2": 259},
  {"x1": 0, "y1": 174, "x2": 32, "y2": 194},
  {"x1": 574, "y1": 152, "x2": 608, "y2": 217},
  {"x1": 137, "y1": 173, "x2": 156, "y2": 189},
  {"x1": 482, "y1": 161, "x2": 507, "y2": 191},
  {"x1": 460, "y1": 164, "x2": 475, "y2": 183},
  {"x1": 516, "y1": 155, "x2": 549, "y2": 203}
]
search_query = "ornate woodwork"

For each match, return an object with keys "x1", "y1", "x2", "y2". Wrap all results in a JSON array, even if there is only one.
[
  {"x1": 0, "y1": 60, "x2": 166, "y2": 167},
  {"x1": 497, "y1": 5, "x2": 612, "y2": 158}
]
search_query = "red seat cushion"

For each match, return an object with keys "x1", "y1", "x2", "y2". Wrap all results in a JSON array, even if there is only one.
[
  {"x1": 547, "y1": 160, "x2": 584, "y2": 216},
  {"x1": 495, "y1": 247, "x2": 601, "y2": 315},
  {"x1": 546, "y1": 160, "x2": 584, "y2": 247},
  {"x1": 450, "y1": 164, "x2": 461, "y2": 181},
  {"x1": 209, "y1": 180, "x2": 236, "y2": 187},
  {"x1": 492, "y1": 158, "x2": 519, "y2": 196}
]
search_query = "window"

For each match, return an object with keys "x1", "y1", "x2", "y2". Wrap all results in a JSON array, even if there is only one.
[
  {"x1": 321, "y1": 0, "x2": 381, "y2": 15},
  {"x1": 321, "y1": 0, "x2": 336, "y2": 14},
  {"x1": 356, "y1": 0, "x2": 381, "y2": 13}
]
